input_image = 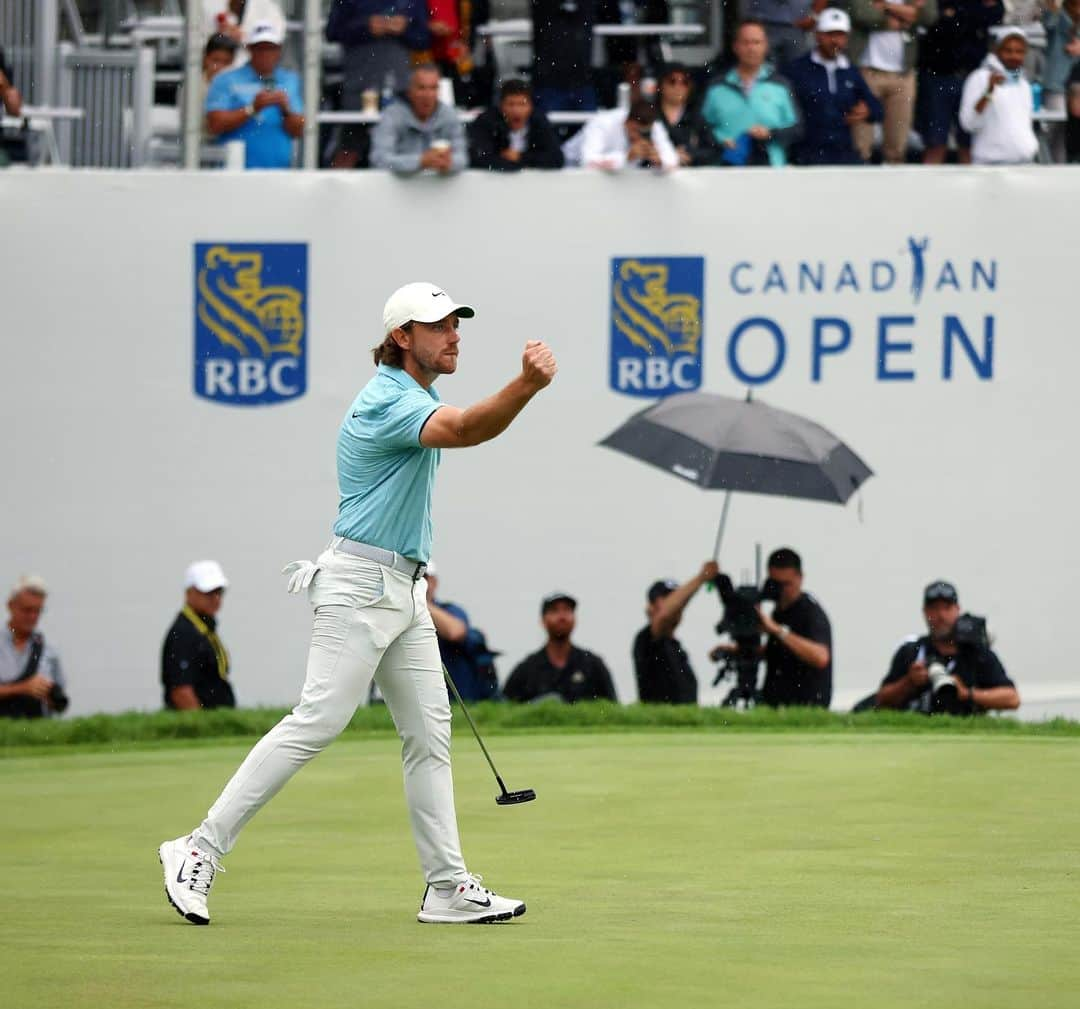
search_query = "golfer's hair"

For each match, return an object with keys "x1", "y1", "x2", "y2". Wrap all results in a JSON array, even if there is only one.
[
  {"x1": 767, "y1": 548, "x2": 802, "y2": 572},
  {"x1": 410, "y1": 62, "x2": 440, "y2": 82},
  {"x1": 500, "y1": 79, "x2": 531, "y2": 100},
  {"x1": 628, "y1": 99, "x2": 657, "y2": 127},
  {"x1": 372, "y1": 323, "x2": 411, "y2": 367}
]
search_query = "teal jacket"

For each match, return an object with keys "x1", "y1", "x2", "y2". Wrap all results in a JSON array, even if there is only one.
[{"x1": 701, "y1": 66, "x2": 802, "y2": 166}]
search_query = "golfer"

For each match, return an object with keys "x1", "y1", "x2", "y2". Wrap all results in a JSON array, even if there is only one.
[{"x1": 159, "y1": 282, "x2": 557, "y2": 925}]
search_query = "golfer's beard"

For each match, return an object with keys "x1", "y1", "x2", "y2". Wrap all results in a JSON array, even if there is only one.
[{"x1": 414, "y1": 345, "x2": 456, "y2": 375}]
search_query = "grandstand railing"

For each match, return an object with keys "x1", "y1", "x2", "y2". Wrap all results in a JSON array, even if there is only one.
[{"x1": 3, "y1": 0, "x2": 59, "y2": 106}]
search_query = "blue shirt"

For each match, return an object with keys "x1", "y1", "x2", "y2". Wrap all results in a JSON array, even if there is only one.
[
  {"x1": 205, "y1": 63, "x2": 302, "y2": 169},
  {"x1": 333, "y1": 364, "x2": 443, "y2": 562}
]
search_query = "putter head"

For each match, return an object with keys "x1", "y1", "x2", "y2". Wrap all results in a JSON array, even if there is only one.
[{"x1": 496, "y1": 788, "x2": 536, "y2": 806}]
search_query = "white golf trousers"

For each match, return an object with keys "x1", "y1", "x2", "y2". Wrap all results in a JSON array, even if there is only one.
[{"x1": 191, "y1": 546, "x2": 468, "y2": 886}]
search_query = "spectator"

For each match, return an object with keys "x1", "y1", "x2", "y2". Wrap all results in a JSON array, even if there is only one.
[
  {"x1": 1042, "y1": 0, "x2": 1080, "y2": 162},
  {"x1": 503, "y1": 593, "x2": 617, "y2": 704},
  {"x1": 916, "y1": 0, "x2": 1004, "y2": 163},
  {"x1": 467, "y1": 79, "x2": 564, "y2": 170},
  {"x1": 1068, "y1": 58, "x2": 1080, "y2": 161},
  {"x1": 597, "y1": 0, "x2": 671, "y2": 93},
  {"x1": 0, "y1": 576, "x2": 68, "y2": 719},
  {"x1": 784, "y1": 8, "x2": 883, "y2": 163},
  {"x1": 371, "y1": 64, "x2": 467, "y2": 173},
  {"x1": 655, "y1": 62, "x2": 724, "y2": 165},
  {"x1": 326, "y1": 0, "x2": 430, "y2": 169},
  {"x1": 201, "y1": 0, "x2": 287, "y2": 69},
  {"x1": 530, "y1": 0, "x2": 599, "y2": 112},
  {"x1": 756, "y1": 548, "x2": 832, "y2": 708},
  {"x1": 162, "y1": 561, "x2": 236, "y2": 711},
  {"x1": 743, "y1": 0, "x2": 826, "y2": 66},
  {"x1": 633, "y1": 562, "x2": 718, "y2": 704},
  {"x1": 568, "y1": 98, "x2": 680, "y2": 169},
  {"x1": 875, "y1": 580, "x2": 1020, "y2": 714},
  {"x1": 0, "y1": 44, "x2": 26, "y2": 168},
  {"x1": 0, "y1": 45, "x2": 22, "y2": 116},
  {"x1": 702, "y1": 20, "x2": 802, "y2": 166},
  {"x1": 205, "y1": 22, "x2": 303, "y2": 169},
  {"x1": 959, "y1": 26, "x2": 1039, "y2": 162},
  {"x1": 425, "y1": 563, "x2": 500, "y2": 702},
  {"x1": 848, "y1": 0, "x2": 939, "y2": 164}
]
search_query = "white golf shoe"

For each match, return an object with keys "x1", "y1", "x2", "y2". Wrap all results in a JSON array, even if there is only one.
[
  {"x1": 417, "y1": 874, "x2": 526, "y2": 924},
  {"x1": 158, "y1": 836, "x2": 224, "y2": 925}
]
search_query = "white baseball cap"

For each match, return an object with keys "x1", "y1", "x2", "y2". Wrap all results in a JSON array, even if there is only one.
[
  {"x1": 382, "y1": 282, "x2": 476, "y2": 335},
  {"x1": 10, "y1": 574, "x2": 47, "y2": 599},
  {"x1": 816, "y1": 8, "x2": 851, "y2": 33},
  {"x1": 993, "y1": 25, "x2": 1027, "y2": 45},
  {"x1": 184, "y1": 560, "x2": 229, "y2": 593},
  {"x1": 247, "y1": 21, "x2": 284, "y2": 46}
]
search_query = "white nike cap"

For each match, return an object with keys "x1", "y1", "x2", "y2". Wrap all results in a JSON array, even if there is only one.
[
  {"x1": 382, "y1": 282, "x2": 476, "y2": 334},
  {"x1": 816, "y1": 8, "x2": 850, "y2": 33},
  {"x1": 247, "y1": 21, "x2": 284, "y2": 46},
  {"x1": 184, "y1": 560, "x2": 229, "y2": 593},
  {"x1": 10, "y1": 573, "x2": 48, "y2": 599}
]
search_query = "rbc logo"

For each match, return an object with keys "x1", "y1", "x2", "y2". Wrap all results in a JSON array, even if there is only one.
[
  {"x1": 610, "y1": 257, "x2": 704, "y2": 397},
  {"x1": 193, "y1": 243, "x2": 307, "y2": 406}
]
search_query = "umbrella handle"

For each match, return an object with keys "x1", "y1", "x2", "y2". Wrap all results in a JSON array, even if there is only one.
[{"x1": 713, "y1": 491, "x2": 733, "y2": 560}]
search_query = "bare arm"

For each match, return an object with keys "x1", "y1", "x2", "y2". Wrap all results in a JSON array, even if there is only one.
[
  {"x1": 282, "y1": 111, "x2": 305, "y2": 139},
  {"x1": 959, "y1": 681, "x2": 1021, "y2": 712},
  {"x1": 420, "y1": 341, "x2": 557, "y2": 448},
  {"x1": 206, "y1": 108, "x2": 251, "y2": 136},
  {"x1": 650, "y1": 562, "x2": 719, "y2": 638},
  {"x1": 876, "y1": 662, "x2": 928, "y2": 709},
  {"x1": 0, "y1": 675, "x2": 52, "y2": 702},
  {"x1": 168, "y1": 685, "x2": 202, "y2": 710},
  {"x1": 428, "y1": 601, "x2": 468, "y2": 643},
  {"x1": 0, "y1": 70, "x2": 22, "y2": 116}
]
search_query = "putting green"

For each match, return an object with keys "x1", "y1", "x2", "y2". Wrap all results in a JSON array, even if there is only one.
[{"x1": 3, "y1": 732, "x2": 1077, "y2": 1009}]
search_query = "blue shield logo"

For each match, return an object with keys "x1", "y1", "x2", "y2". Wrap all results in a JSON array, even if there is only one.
[
  {"x1": 610, "y1": 257, "x2": 704, "y2": 397},
  {"x1": 194, "y1": 243, "x2": 307, "y2": 406}
]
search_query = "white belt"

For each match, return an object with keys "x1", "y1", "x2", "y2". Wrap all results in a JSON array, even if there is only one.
[{"x1": 334, "y1": 537, "x2": 427, "y2": 581}]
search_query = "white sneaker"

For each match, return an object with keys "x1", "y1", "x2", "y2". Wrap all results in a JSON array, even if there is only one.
[
  {"x1": 158, "y1": 836, "x2": 224, "y2": 925},
  {"x1": 417, "y1": 874, "x2": 526, "y2": 924}
]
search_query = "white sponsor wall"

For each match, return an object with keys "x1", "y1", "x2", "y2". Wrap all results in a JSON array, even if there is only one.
[{"x1": 2, "y1": 168, "x2": 1078, "y2": 716}]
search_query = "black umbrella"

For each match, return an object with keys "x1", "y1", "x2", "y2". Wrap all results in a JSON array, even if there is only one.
[{"x1": 599, "y1": 391, "x2": 873, "y2": 554}]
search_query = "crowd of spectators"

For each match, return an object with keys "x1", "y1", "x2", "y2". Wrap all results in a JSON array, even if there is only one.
[
  {"x1": 2, "y1": 1, "x2": 1078, "y2": 167},
  {"x1": 1, "y1": 547, "x2": 1020, "y2": 718}
]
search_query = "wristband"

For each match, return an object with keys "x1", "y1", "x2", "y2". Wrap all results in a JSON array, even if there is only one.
[
  {"x1": 245, "y1": 102, "x2": 256, "y2": 117},
  {"x1": 777, "y1": 625, "x2": 791, "y2": 640}
]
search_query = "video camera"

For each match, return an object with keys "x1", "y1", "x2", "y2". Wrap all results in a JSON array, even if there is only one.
[{"x1": 711, "y1": 575, "x2": 782, "y2": 707}]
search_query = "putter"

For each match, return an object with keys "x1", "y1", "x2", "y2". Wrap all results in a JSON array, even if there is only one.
[{"x1": 441, "y1": 664, "x2": 536, "y2": 806}]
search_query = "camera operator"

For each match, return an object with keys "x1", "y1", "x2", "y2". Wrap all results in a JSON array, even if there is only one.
[
  {"x1": 633, "y1": 561, "x2": 719, "y2": 704},
  {"x1": 876, "y1": 581, "x2": 1019, "y2": 715},
  {"x1": 756, "y1": 548, "x2": 832, "y2": 708},
  {"x1": 0, "y1": 575, "x2": 69, "y2": 719}
]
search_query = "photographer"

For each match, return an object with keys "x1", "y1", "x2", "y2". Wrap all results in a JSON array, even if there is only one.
[
  {"x1": 715, "y1": 548, "x2": 832, "y2": 707},
  {"x1": 876, "y1": 581, "x2": 1019, "y2": 715},
  {"x1": 633, "y1": 561, "x2": 718, "y2": 704},
  {"x1": 0, "y1": 575, "x2": 69, "y2": 719}
]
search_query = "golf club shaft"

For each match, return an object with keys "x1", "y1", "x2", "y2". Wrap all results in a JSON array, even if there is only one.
[{"x1": 441, "y1": 664, "x2": 509, "y2": 796}]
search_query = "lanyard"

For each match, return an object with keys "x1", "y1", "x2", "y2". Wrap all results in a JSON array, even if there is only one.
[{"x1": 182, "y1": 605, "x2": 230, "y2": 681}]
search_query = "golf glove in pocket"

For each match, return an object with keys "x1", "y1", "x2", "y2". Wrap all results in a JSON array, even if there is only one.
[{"x1": 282, "y1": 559, "x2": 320, "y2": 594}]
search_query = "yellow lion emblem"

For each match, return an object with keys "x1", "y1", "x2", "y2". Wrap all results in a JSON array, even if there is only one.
[
  {"x1": 196, "y1": 245, "x2": 304, "y2": 358},
  {"x1": 612, "y1": 260, "x2": 702, "y2": 357}
]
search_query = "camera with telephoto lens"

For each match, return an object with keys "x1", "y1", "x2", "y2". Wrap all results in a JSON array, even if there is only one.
[
  {"x1": 927, "y1": 661, "x2": 959, "y2": 712},
  {"x1": 711, "y1": 577, "x2": 783, "y2": 707},
  {"x1": 48, "y1": 683, "x2": 70, "y2": 713}
]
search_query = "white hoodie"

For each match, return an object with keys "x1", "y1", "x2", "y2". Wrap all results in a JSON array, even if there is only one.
[{"x1": 959, "y1": 54, "x2": 1038, "y2": 165}]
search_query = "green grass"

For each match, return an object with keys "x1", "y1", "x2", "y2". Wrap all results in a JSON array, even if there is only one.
[
  {"x1": 2, "y1": 703, "x2": 1078, "y2": 753},
  {"x1": 4, "y1": 732, "x2": 1078, "y2": 1009}
]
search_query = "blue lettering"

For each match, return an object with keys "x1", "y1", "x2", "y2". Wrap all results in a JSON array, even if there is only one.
[
  {"x1": 811, "y1": 318, "x2": 852, "y2": 383},
  {"x1": 763, "y1": 263, "x2": 787, "y2": 294},
  {"x1": 972, "y1": 260, "x2": 997, "y2": 292},
  {"x1": 835, "y1": 262, "x2": 860, "y2": 293},
  {"x1": 728, "y1": 318, "x2": 786, "y2": 386},
  {"x1": 731, "y1": 262, "x2": 753, "y2": 295},
  {"x1": 877, "y1": 316, "x2": 916, "y2": 381},
  {"x1": 943, "y1": 316, "x2": 994, "y2": 380},
  {"x1": 798, "y1": 262, "x2": 824, "y2": 294},
  {"x1": 935, "y1": 261, "x2": 960, "y2": 292},
  {"x1": 871, "y1": 261, "x2": 896, "y2": 292}
]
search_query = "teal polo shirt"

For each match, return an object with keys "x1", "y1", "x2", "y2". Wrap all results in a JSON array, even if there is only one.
[{"x1": 333, "y1": 364, "x2": 443, "y2": 563}]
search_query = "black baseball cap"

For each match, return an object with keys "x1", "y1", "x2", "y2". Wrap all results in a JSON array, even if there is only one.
[
  {"x1": 541, "y1": 592, "x2": 577, "y2": 614},
  {"x1": 647, "y1": 579, "x2": 679, "y2": 603},
  {"x1": 660, "y1": 61, "x2": 692, "y2": 79},
  {"x1": 923, "y1": 580, "x2": 959, "y2": 605}
]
